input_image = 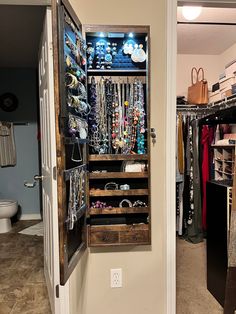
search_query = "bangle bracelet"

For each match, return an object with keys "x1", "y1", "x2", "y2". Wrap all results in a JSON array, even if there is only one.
[
  {"x1": 104, "y1": 182, "x2": 118, "y2": 190},
  {"x1": 119, "y1": 199, "x2": 132, "y2": 207},
  {"x1": 133, "y1": 200, "x2": 147, "y2": 207}
]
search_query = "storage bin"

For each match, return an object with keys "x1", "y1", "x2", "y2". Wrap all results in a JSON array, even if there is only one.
[{"x1": 219, "y1": 76, "x2": 235, "y2": 91}]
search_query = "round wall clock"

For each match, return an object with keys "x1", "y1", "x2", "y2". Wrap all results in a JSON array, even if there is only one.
[{"x1": 0, "y1": 93, "x2": 18, "y2": 112}]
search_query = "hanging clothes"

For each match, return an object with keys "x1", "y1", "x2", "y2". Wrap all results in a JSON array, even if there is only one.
[
  {"x1": 201, "y1": 125, "x2": 215, "y2": 231},
  {"x1": 184, "y1": 119, "x2": 203, "y2": 243},
  {"x1": 178, "y1": 113, "x2": 184, "y2": 175},
  {"x1": 176, "y1": 114, "x2": 184, "y2": 236},
  {"x1": 0, "y1": 122, "x2": 16, "y2": 167}
]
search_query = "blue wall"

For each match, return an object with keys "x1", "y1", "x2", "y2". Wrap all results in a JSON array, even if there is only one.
[{"x1": 0, "y1": 68, "x2": 40, "y2": 218}]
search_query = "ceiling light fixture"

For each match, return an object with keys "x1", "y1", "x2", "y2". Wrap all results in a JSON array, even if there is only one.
[{"x1": 182, "y1": 6, "x2": 202, "y2": 21}]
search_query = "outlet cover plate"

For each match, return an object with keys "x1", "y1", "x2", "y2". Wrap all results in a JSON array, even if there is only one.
[{"x1": 110, "y1": 268, "x2": 122, "y2": 288}]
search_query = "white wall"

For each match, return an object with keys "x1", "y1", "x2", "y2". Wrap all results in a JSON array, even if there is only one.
[
  {"x1": 220, "y1": 42, "x2": 236, "y2": 71},
  {"x1": 177, "y1": 54, "x2": 220, "y2": 97},
  {"x1": 68, "y1": 0, "x2": 168, "y2": 314},
  {"x1": 177, "y1": 41, "x2": 236, "y2": 98}
]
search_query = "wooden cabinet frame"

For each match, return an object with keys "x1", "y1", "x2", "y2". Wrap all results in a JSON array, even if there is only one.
[{"x1": 52, "y1": 0, "x2": 151, "y2": 284}]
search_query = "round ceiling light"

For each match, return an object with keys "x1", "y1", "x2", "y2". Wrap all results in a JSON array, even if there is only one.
[{"x1": 182, "y1": 6, "x2": 202, "y2": 21}]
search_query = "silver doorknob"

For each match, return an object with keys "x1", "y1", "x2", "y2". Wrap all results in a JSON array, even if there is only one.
[{"x1": 34, "y1": 175, "x2": 44, "y2": 181}]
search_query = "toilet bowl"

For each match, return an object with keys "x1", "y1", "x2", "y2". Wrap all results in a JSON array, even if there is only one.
[{"x1": 0, "y1": 200, "x2": 18, "y2": 233}]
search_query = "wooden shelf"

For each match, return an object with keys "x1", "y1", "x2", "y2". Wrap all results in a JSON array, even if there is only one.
[
  {"x1": 89, "y1": 207, "x2": 149, "y2": 215},
  {"x1": 89, "y1": 172, "x2": 148, "y2": 179},
  {"x1": 88, "y1": 224, "x2": 150, "y2": 247},
  {"x1": 89, "y1": 189, "x2": 148, "y2": 197},
  {"x1": 89, "y1": 154, "x2": 148, "y2": 161}
]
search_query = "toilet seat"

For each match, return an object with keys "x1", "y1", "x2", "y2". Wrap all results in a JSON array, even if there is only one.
[{"x1": 0, "y1": 200, "x2": 17, "y2": 207}]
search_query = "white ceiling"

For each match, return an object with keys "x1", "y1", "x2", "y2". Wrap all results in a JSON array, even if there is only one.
[
  {"x1": 177, "y1": 7, "x2": 236, "y2": 55},
  {"x1": 0, "y1": 5, "x2": 45, "y2": 68}
]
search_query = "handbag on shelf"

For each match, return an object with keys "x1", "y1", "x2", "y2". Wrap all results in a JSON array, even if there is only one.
[{"x1": 187, "y1": 67, "x2": 209, "y2": 105}]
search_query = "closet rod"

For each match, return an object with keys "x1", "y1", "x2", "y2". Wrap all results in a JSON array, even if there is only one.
[{"x1": 177, "y1": 21, "x2": 236, "y2": 26}]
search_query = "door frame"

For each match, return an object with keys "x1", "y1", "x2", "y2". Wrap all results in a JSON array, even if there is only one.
[
  {"x1": 166, "y1": 1, "x2": 236, "y2": 313},
  {"x1": 0, "y1": 2, "x2": 70, "y2": 313}
]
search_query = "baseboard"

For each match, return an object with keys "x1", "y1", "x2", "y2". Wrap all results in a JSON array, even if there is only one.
[{"x1": 19, "y1": 213, "x2": 42, "y2": 220}]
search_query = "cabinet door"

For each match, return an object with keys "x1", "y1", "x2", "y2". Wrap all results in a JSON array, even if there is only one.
[{"x1": 52, "y1": 0, "x2": 88, "y2": 285}]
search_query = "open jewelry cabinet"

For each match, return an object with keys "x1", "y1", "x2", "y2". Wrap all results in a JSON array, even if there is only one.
[{"x1": 55, "y1": 0, "x2": 151, "y2": 284}]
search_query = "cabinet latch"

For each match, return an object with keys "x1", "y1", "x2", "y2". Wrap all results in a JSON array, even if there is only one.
[
  {"x1": 56, "y1": 284, "x2": 59, "y2": 298},
  {"x1": 53, "y1": 166, "x2": 57, "y2": 180}
]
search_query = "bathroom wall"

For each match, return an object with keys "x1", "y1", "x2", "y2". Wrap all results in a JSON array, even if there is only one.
[{"x1": 0, "y1": 68, "x2": 40, "y2": 219}]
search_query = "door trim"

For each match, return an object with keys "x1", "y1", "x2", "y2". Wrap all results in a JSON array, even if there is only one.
[
  {"x1": 167, "y1": 1, "x2": 236, "y2": 313},
  {"x1": 166, "y1": 0, "x2": 177, "y2": 313}
]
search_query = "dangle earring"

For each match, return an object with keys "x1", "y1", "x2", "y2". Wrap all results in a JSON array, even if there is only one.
[
  {"x1": 105, "y1": 43, "x2": 113, "y2": 69},
  {"x1": 87, "y1": 42, "x2": 95, "y2": 69}
]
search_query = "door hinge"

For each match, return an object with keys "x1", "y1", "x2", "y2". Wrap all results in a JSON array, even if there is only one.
[
  {"x1": 53, "y1": 166, "x2": 57, "y2": 180},
  {"x1": 56, "y1": 284, "x2": 59, "y2": 298}
]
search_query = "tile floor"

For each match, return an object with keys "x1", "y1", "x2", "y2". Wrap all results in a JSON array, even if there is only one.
[{"x1": 0, "y1": 220, "x2": 51, "y2": 314}]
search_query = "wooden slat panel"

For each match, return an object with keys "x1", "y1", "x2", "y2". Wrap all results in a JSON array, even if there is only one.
[
  {"x1": 89, "y1": 154, "x2": 148, "y2": 161},
  {"x1": 88, "y1": 224, "x2": 150, "y2": 246},
  {"x1": 89, "y1": 172, "x2": 148, "y2": 179},
  {"x1": 89, "y1": 224, "x2": 148, "y2": 232},
  {"x1": 89, "y1": 189, "x2": 149, "y2": 197},
  {"x1": 89, "y1": 207, "x2": 149, "y2": 215}
]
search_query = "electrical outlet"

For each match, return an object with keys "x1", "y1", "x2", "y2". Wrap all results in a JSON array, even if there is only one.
[{"x1": 110, "y1": 268, "x2": 122, "y2": 288}]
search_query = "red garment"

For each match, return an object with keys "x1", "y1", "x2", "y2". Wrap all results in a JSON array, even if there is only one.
[{"x1": 201, "y1": 125, "x2": 215, "y2": 231}]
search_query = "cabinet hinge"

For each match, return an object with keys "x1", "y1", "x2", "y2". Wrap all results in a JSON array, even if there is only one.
[
  {"x1": 56, "y1": 284, "x2": 59, "y2": 298},
  {"x1": 53, "y1": 166, "x2": 57, "y2": 180}
]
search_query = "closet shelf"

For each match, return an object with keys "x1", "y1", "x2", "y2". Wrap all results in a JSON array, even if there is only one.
[
  {"x1": 215, "y1": 170, "x2": 234, "y2": 175},
  {"x1": 89, "y1": 207, "x2": 149, "y2": 215},
  {"x1": 211, "y1": 144, "x2": 235, "y2": 148},
  {"x1": 89, "y1": 189, "x2": 149, "y2": 197},
  {"x1": 89, "y1": 154, "x2": 148, "y2": 161},
  {"x1": 89, "y1": 172, "x2": 148, "y2": 179}
]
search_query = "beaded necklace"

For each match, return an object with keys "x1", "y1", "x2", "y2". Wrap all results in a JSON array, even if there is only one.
[{"x1": 136, "y1": 80, "x2": 146, "y2": 154}]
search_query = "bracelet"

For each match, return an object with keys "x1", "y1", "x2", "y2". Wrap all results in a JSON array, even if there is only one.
[
  {"x1": 133, "y1": 200, "x2": 147, "y2": 207},
  {"x1": 119, "y1": 199, "x2": 132, "y2": 207},
  {"x1": 90, "y1": 201, "x2": 112, "y2": 209},
  {"x1": 120, "y1": 184, "x2": 130, "y2": 190},
  {"x1": 104, "y1": 182, "x2": 118, "y2": 190}
]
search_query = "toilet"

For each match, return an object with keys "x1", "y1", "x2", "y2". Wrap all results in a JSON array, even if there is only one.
[{"x1": 0, "y1": 200, "x2": 18, "y2": 233}]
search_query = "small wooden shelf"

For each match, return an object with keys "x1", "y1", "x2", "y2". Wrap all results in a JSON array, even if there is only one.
[
  {"x1": 89, "y1": 207, "x2": 149, "y2": 215},
  {"x1": 88, "y1": 223, "x2": 150, "y2": 246},
  {"x1": 212, "y1": 145, "x2": 235, "y2": 181},
  {"x1": 89, "y1": 154, "x2": 148, "y2": 161},
  {"x1": 212, "y1": 145, "x2": 235, "y2": 148},
  {"x1": 89, "y1": 189, "x2": 149, "y2": 197},
  {"x1": 89, "y1": 172, "x2": 148, "y2": 179}
]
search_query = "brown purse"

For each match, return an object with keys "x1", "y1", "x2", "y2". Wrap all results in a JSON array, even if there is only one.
[{"x1": 187, "y1": 67, "x2": 209, "y2": 105}]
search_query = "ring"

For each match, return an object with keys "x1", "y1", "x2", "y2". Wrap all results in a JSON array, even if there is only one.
[{"x1": 104, "y1": 182, "x2": 118, "y2": 190}]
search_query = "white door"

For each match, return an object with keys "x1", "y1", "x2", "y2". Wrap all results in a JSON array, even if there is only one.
[{"x1": 38, "y1": 8, "x2": 61, "y2": 314}]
